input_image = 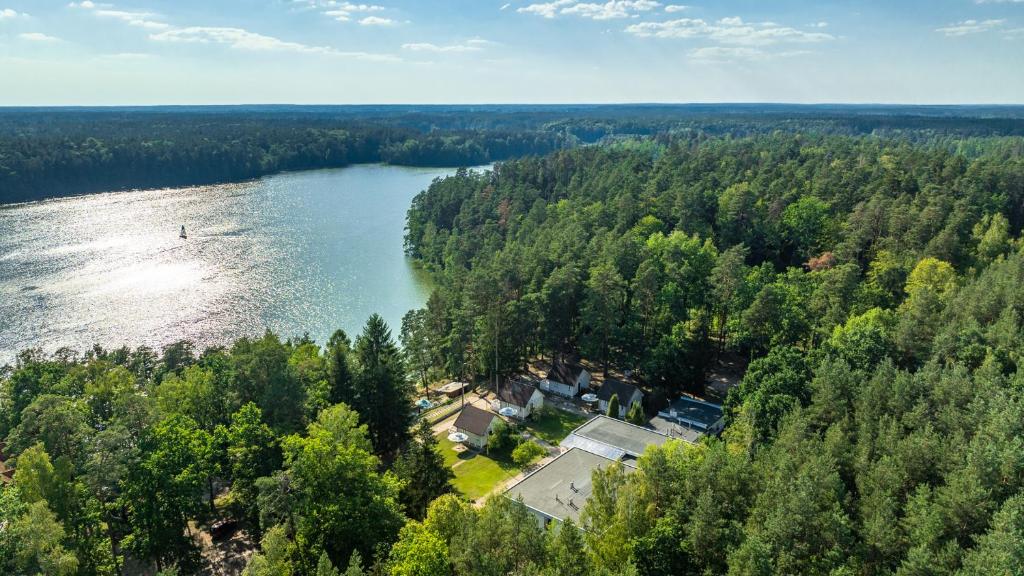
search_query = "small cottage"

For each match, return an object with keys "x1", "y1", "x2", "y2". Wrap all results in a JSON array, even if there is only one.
[
  {"x1": 540, "y1": 359, "x2": 591, "y2": 398},
  {"x1": 453, "y1": 405, "x2": 499, "y2": 449},
  {"x1": 597, "y1": 379, "x2": 644, "y2": 418},
  {"x1": 494, "y1": 379, "x2": 544, "y2": 419}
]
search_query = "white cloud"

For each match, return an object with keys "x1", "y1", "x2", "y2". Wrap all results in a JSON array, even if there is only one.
[
  {"x1": 402, "y1": 38, "x2": 493, "y2": 52},
  {"x1": 95, "y1": 9, "x2": 169, "y2": 29},
  {"x1": 518, "y1": 0, "x2": 572, "y2": 18},
  {"x1": 70, "y1": 1, "x2": 169, "y2": 29},
  {"x1": 321, "y1": 2, "x2": 385, "y2": 22},
  {"x1": 358, "y1": 15, "x2": 396, "y2": 25},
  {"x1": 935, "y1": 19, "x2": 1005, "y2": 36},
  {"x1": 664, "y1": 4, "x2": 687, "y2": 12},
  {"x1": 500, "y1": 2, "x2": 511, "y2": 9},
  {"x1": 518, "y1": 0, "x2": 660, "y2": 20},
  {"x1": 1, "y1": 7, "x2": 27, "y2": 19},
  {"x1": 149, "y1": 26, "x2": 399, "y2": 60},
  {"x1": 19, "y1": 32, "x2": 61, "y2": 42},
  {"x1": 625, "y1": 16, "x2": 834, "y2": 45}
]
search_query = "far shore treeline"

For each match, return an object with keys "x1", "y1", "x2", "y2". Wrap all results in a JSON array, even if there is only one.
[{"x1": 4, "y1": 104, "x2": 1024, "y2": 204}]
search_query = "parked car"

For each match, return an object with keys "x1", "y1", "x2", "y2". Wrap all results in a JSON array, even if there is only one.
[{"x1": 210, "y1": 519, "x2": 238, "y2": 541}]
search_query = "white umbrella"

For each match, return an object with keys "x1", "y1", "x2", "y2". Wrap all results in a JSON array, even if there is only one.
[
  {"x1": 498, "y1": 406, "x2": 518, "y2": 417},
  {"x1": 581, "y1": 393, "x2": 598, "y2": 403},
  {"x1": 448, "y1": 432, "x2": 469, "y2": 443}
]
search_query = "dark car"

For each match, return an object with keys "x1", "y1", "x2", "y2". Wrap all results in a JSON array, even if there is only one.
[{"x1": 209, "y1": 519, "x2": 238, "y2": 541}]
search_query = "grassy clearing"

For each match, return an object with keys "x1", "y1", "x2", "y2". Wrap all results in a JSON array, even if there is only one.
[
  {"x1": 436, "y1": 434, "x2": 520, "y2": 500},
  {"x1": 524, "y1": 408, "x2": 589, "y2": 444}
]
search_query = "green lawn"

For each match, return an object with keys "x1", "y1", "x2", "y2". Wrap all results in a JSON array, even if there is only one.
[
  {"x1": 524, "y1": 408, "x2": 589, "y2": 444},
  {"x1": 436, "y1": 435, "x2": 520, "y2": 500}
]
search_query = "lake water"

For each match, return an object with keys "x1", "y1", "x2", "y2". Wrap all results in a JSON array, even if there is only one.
[{"x1": 0, "y1": 164, "x2": 467, "y2": 365}]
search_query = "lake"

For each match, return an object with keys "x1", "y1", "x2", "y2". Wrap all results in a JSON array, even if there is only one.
[{"x1": 0, "y1": 164, "x2": 470, "y2": 365}]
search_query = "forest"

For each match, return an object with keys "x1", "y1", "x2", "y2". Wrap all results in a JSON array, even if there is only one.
[
  {"x1": 3, "y1": 104, "x2": 1024, "y2": 204},
  {"x1": 3, "y1": 118, "x2": 1024, "y2": 575}
]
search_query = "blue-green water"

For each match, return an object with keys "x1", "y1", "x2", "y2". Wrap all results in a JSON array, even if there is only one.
[{"x1": 0, "y1": 165, "x2": 467, "y2": 363}]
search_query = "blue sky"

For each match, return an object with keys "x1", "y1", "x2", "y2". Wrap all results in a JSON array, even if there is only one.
[{"x1": 0, "y1": 0, "x2": 1021, "y2": 105}]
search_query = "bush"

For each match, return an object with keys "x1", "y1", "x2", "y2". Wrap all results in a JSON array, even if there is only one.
[
  {"x1": 486, "y1": 420, "x2": 519, "y2": 456},
  {"x1": 511, "y1": 441, "x2": 546, "y2": 468}
]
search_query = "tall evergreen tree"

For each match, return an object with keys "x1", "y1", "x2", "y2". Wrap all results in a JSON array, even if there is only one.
[
  {"x1": 354, "y1": 314, "x2": 413, "y2": 457},
  {"x1": 393, "y1": 420, "x2": 453, "y2": 520}
]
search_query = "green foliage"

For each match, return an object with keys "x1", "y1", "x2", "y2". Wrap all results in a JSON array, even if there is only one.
[
  {"x1": 231, "y1": 331, "x2": 307, "y2": 433},
  {"x1": 316, "y1": 551, "x2": 341, "y2": 576},
  {"x1": 781, "y1": 196, "x2": 836, "y2": 261},
  {"x1": 625, "y1": 401, "x2": 645, "y2": 425},
  {"x1": 606, "y1": 394, "x2": 620, "y2": 419},
  {"x1": 387, "y1": 522, "x2": 450, "y2": 576},
  {"x1": 544, "y1": 520, "x2": 590, "y2": 576},
  {"x1": 725, "y1": 346, "x2": 810, "y2": 443},
  {"x1": 7, "y1": 500, "x2": 79, "y2": 576},
  {"x1": 155, "y1": 364, "x2": 225, "y2": 431},
  {"x1": 972, "y1": 212, "x2": 1012, "y2": 265},
  {"x1": 582, "y1": 263, "x2": 628, "y2": 376},
  {"x1": 511, "y1": 440, "x2": 546, "y2": 468},
  {"x1": 451, "y1": 496, "x2": 546, "y2": 576},
  {"x1": 244, "y1": 525, "x2": 296, "y2": 576},
  {"x1": 485, "y1": 419, "x2": 519, "y2": 456},
  {"x1": 957, "y1": 495, "x2": 1024, "y2": 576},
  {"x1": 827, "y1": 307, "x2": 896, "y2": 370},
  {"x1": 905, "y1": 257, "x2": 956, "y2": 301},
  {"x1": 280, "y1": 402, "x2": 405, "y2": 571},
  {"x1": 121, "y1": 414, "x2": 214, "y2": 568},
  {"x1": 354, "y1": 314, "x2": 414, "y2": 457},
  {"x1": 225, "y1": 403, "x2": 280, "y2": 535},
  {"x1": 393, "y1": 420, "x2": 453, "y2": 520}
]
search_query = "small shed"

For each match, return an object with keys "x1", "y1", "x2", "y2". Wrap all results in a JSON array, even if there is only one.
[{"x1": 438, "y1": 381, "x2": 472, "y2": 399}]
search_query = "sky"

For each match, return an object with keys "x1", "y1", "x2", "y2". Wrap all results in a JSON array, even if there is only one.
[{"x1": 0, "y1": 0, "x2": 1021, "y2": 105}]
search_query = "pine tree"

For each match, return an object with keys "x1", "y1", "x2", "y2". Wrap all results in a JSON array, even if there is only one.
[
  {"x1": 343, "y1": 551, "x2": 365, "y2": 576},
  {"x1": 354, "y1": 314, "x2": 413, "y2": 457},
  {"x1": 316, "y1": 552, "x2": 340, "y2": 576},
  {"x1": 393, "y1": 420, "x2": 454, "y2": 520},
  {"x1": 544, "y1": 519, "x2": 589, "y2": 576}
]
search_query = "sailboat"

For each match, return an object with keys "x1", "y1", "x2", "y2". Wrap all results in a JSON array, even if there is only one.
[{"x1": 179, "y1": 225, "x2": 187, "y2": 239}]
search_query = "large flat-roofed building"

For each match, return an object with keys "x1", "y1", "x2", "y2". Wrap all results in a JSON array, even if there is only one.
[
  {"x1": 560, "y1": 415, "x2": 670, "y2": 461},
  {"x1": 504, "y1": 447, "x2": 630, "y2": 526}
]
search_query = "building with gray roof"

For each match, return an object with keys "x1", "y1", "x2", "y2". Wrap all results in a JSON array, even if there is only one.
[
  {"x1": 657, "y1": 396, "x2": 725, "y2": 435},
  {"x1": 561, "y1": 415, "x2": 670, "y2": 461},
  {"x1": 504, "y1": 447, "x2": 631, "y2": 526},
  {"x1": 596, "y1": 379, "x2": 643, "y2": 418}
]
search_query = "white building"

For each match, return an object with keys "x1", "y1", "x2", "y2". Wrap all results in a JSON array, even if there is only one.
[{"x1": 540, "y1": 359, "x2": 591, "y2": 398}]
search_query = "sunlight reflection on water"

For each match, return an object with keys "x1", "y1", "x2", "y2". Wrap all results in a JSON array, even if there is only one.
[{"x1": 0, "y1": 165, "x2": 462, "y2": 364}]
